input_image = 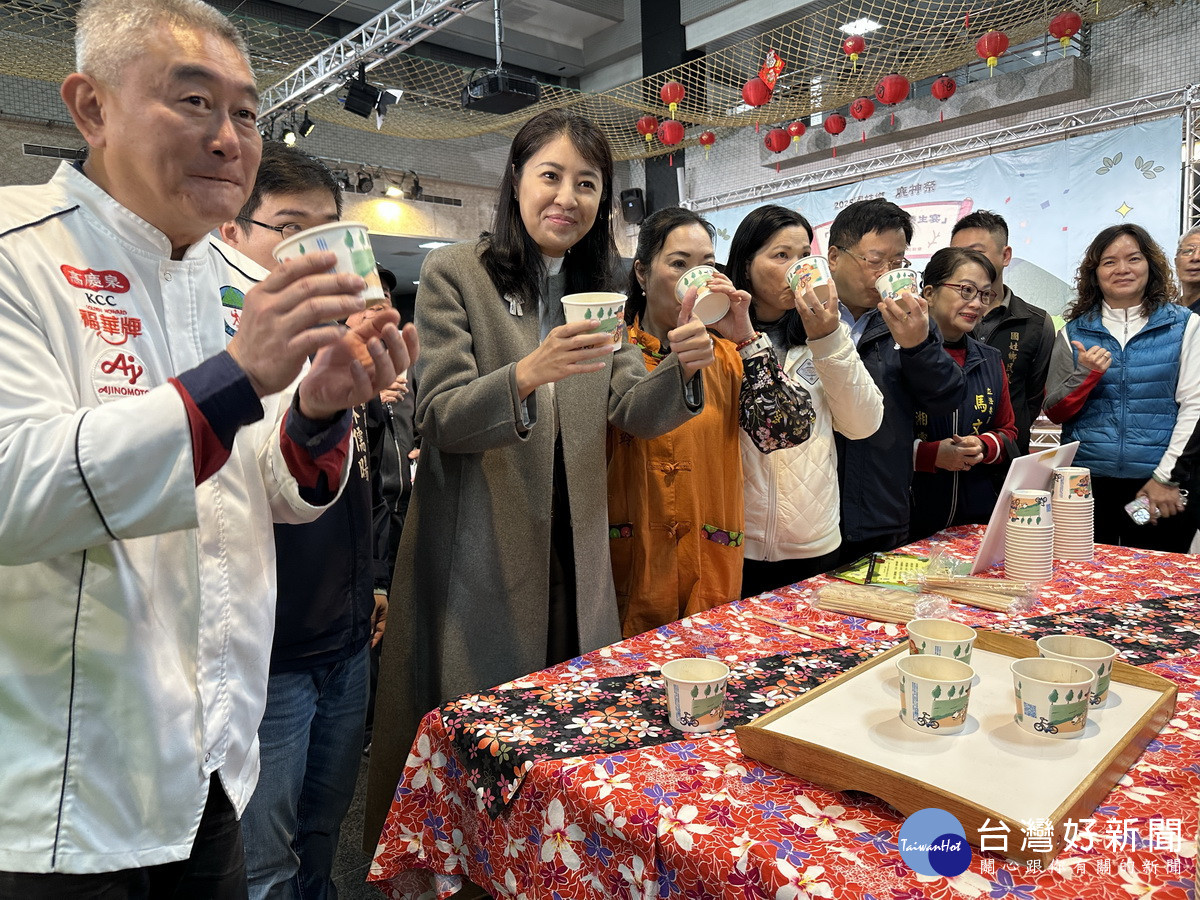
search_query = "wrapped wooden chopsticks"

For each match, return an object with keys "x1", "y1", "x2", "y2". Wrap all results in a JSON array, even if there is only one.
[
  {"x1": 814, "y1": 582, "x2": 948, "y2": 623},
  {"x1": 909, "y1": 572, "x2": 1034, "y2": 613}
]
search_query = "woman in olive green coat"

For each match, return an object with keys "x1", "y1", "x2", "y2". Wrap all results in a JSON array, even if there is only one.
[{"x1": 364, "y1": 110, "x2": 715, "y2": 844}]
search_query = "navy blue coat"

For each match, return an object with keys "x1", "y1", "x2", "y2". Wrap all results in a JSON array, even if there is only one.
[{"x1": 837, "y1": 312, "x2": 966, "y2": 543}]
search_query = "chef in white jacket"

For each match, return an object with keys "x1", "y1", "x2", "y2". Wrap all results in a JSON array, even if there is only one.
[{"x1": 0, "y1": 0, "x2": 417, "y2": 892}]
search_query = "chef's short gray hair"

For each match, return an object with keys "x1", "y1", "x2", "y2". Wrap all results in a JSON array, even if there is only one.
[{"x1": 75, "y1": 0, "x2": 251, "y2": 86}]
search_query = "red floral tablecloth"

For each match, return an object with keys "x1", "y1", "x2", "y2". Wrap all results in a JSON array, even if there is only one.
[{"x1": 369, "y1": 528, "x2": 1200, "y2": 900}]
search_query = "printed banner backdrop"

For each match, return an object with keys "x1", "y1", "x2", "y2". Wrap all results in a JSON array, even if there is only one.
[{"x1": 704, "y1": 116, "x2": 1183, "y2": 318}]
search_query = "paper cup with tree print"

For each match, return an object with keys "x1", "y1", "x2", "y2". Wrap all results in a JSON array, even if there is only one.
[
  {"x1": 273, "y1": 221, "x2": 386, "y2": 302},
  {"x1": 661, "y1": 658, "x2": 729, "y2": 733}
]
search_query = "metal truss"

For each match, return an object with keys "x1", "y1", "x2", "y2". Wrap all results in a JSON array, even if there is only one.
[
  {"x1": 258, "y1": 0, "x2": 484, "y2": 118},
  {"x1": 1184, "y1": 84, "x2": 1200, "y2": 230},
  {"x1": 687, "y1": 88, "x2": 1193, "y2": 214}
]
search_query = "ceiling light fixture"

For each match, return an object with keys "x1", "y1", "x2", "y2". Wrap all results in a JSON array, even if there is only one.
[
  {"x1": 356, "y1": 167, "x2": 375, "y2": 194},
  {"x1": 299, "y1": 110, "x2": 315, "y2": 138},
  {"x1": 839, "y1": 17, "x2": 881, "y2": 35},
  {"x1": 281, "y1": 117, "x2": 298, "y2": 147},
  {"x1": 343, "y1": 63, "x2": 382, "y2": 118}
]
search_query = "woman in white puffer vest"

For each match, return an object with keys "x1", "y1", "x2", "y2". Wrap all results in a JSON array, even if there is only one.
[{"x1": 728, "y1": 206, "x2": 885, "y2": 598}]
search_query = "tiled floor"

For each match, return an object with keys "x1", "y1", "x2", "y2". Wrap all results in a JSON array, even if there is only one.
[{"x1": 332, "y1": 756, "x2": 490, "y2": 899}]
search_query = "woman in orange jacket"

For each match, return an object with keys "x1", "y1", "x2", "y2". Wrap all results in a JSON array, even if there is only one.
[{"x1": 607, "y1": 207, "x2": 815, "y2": 637}]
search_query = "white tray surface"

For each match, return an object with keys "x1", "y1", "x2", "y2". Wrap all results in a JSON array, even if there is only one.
[{"x1": 761, "y1": 647, "x2": 1162, "y2": 824}]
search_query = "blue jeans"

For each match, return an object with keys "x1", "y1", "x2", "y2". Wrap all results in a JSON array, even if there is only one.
[{"x1": 242, "y1": 645, "x2": 370, "y2": 900}]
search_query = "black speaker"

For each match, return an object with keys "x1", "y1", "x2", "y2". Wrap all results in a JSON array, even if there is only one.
[{"x1": 620, "y1": 188, "x2": 645, "y2": 225}]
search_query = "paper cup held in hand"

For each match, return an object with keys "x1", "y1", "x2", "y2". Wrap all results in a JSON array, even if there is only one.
[
  {"x1": 906, "y1": 618, "x2": 977, "y2": 665},
  {"x1": 1011, "y1": 657, "x2": 1095, "y2": 738},
  {"x1": 896, "y1": 655, "x2": 974, "y2": 735},
  {"x1": 272, "y1": 221, "x2": 386, "y2": 302},
  {"x1": 874, "y1": 268, "x2": 919, "y2": 301},
  {"x1": 560, "y1": 292, "x2": 627, "y2": 344},
  {"x1": 786, "y1": 256, "x2": 833, "y2": 304},
  {"x1": 661, "y1": 657, "x2": 729, "y2": 733},
  {"x1": 1037, "y1": 634, "x2": 1117, "y2": 706},
  {"x1": 675, "y1": 266, "x2": 728, "y2": 325}
]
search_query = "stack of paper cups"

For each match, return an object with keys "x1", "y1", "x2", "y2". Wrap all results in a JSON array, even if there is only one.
[
  {"x1": 1051, "y1": 466, "x2": 1094, "y2": 561},
  {"x1": 1005, "y1": 489, "x2": 1054, "y2": 582}
]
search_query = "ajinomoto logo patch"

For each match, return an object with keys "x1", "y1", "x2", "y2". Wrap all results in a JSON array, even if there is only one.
[{"x1": 92, "y1": 349, "x2": 152, "y2": 400}]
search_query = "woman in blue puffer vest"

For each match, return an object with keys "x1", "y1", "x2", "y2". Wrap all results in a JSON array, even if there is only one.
[{"x1": 1045, "y1": 223, "x2": 1200, "y2": 552}]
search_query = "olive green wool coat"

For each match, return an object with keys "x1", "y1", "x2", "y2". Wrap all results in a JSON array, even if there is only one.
[{"x1": 364, "y1": 241, "x2": 703, "y2": 846}]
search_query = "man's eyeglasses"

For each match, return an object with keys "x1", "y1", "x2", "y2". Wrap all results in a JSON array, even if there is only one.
[
  {"x1": 237, "y1": 217, "x2": 306, "y2": 239},
  {"x1": 1178, "y1": 246, "x2": 1199, "y2": 258},
  {"x1": 837, "y1": 246, "x2": 910, "y2": 273},
  {"x1": 935, "y1": 282, "x2": 998, "y2": 305}
]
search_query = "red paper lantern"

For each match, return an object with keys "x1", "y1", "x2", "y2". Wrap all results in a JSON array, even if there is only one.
[
  {"x1": 786, "y1": 120, "x2": 806, "y2": 143},
  {"x1": 636, "y1": 114, "x2": 658, "y2": 144},
  {"x1": 657, "y1": 119, "x2": 685, "y2": 146},
  {"x1": 1048, "y1": 11, "x2": 1083, "y2": 53},
  {"x1": 874, "y1": 73, "x2": 910, "y2": 125},
  {"x1": 764, "y1": 127, "x2": 789, "y2": 173},
  {"x1": 764, "y1": 128, "x2": 790, "y2": 153},
  {"x1": 657, "y1": 119, "x2": 685, "y2": 167},
  {"x1": 660, "y1": 80, "x2": 686, "y2": 114},
  {"x1": 850, "y1": 97, "x2": 874, "y2": 143},
  {"x1": 698, "y1": 130, "x2": 716, "y2": 159},
  {"x1": 931, "y1": 75, "x2": 957, "y2": 101},
  {"x1": 850, "y1": 97, "x2": 875, "y2": 121},
  {"x1": 824, "y1": 113, "x2": 846, "y2": 158},
  {"x1": 875, "y1": 73, "x2": 911, "y2": 107},
  {"x1": 976, "y1": 30, "x2": 1009, "y2": 75},
  {"x1": 931, "y1": 75, "x2": 957, "y2": 122},
  {"x1": 741, "y1": 77, "x2": 772, "y2": 108},
  {"x1": 842, "y1": 35, "x2": 866, "y2": 70}
]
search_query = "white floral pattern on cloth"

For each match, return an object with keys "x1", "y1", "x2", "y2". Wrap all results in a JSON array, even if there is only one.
[{"x1": 370, "y1": 526, "x2": 1200, "y2": 900}]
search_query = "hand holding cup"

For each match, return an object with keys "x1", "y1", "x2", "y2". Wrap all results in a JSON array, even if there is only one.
[{"x1": 878, "y1": 290, "x2": 930, "y2": 349}]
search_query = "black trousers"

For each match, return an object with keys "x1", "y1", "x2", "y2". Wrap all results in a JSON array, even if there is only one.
[
  {"x1": 0, "y1": 774, "x2": 248, "y2": 900},
  {"x1": 1092, "y1": 475, "x2": 1194, "y2": 554},
  {"x1": 740, "y1": 549, "x2": 842, "y2": 599}
]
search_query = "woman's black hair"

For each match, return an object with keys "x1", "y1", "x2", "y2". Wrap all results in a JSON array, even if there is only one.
[
  {"x1": 726, "y1": 205, "x2": 815, "y2": 347},
  {"x1": 921, "y1": 246, "x2": 997, "y2": 292},
  {"x1": 1065, "y1": 223, "x2": 1178, "y2": 321},
  {"x1": 480, "y1": 109, "x2": 620, "y2": 308},
  {"x1": 624, "y1": 207, "x2": 715, "y2": 325}
]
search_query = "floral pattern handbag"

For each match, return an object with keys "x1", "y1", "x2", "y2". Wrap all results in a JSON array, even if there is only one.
[{"x1": 739, "y1": 350, "x2": 816, "y2": 453}]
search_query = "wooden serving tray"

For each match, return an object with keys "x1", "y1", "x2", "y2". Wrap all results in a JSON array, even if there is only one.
[{"x1": 735, "y1": 630, "x2": 1177, "y2": 866}]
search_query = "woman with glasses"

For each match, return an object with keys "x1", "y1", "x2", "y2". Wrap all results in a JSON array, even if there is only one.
[
  {"x1": 908, "y1": 247, "x2": 1017, "y2": 541},
  {"x1": 1045, "y1": 223, "x2": 1200, "y2": 552},
  {"x1": 725, "y1": 205, "x2": 883, "y2": 597}
]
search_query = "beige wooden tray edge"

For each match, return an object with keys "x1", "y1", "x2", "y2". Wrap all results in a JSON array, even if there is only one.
[{"x1": 734, "y1": 630, "x2": 1177, "y2": 867}]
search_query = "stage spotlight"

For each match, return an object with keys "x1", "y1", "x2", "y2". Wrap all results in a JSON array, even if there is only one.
[
  {"x1": 281, "y1": 121, "x2": 297, "y2": 147},
  {"x1": 299, "y1": 111, "x2": 315, "y2": 138},
  {"x1": 356, "y1": 168, "x2": 375, "y2": 194},
  {"x1": 402, "y1": 172, "x2": 423, "y2": 200},
  {"x1": 384, "y1": 181, "x2": 403, "y2": 198},
  {"x1": 332, "y1": 169, "x2": 352, "y2": 193},
  {"x1": 343, "y1": 65, "x2": 382, "y2": 118}
]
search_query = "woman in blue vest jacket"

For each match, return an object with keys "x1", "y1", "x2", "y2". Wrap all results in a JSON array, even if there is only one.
[
  {"x1": 1045, "y1": 223, "x2": 1200, "y2": 552},
  {"x1": 909, "y1": 247, "x2": 1018, "y2": 541}
]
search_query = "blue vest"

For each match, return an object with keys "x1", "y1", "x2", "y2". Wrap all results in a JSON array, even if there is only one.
[{"x1": 1063, "y1": 304, "x2": 1190, "y2": 477}]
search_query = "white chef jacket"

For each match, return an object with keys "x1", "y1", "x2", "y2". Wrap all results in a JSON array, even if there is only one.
[{"x1": 0, "y1": 162, "x2": 343, "y2": 873}]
